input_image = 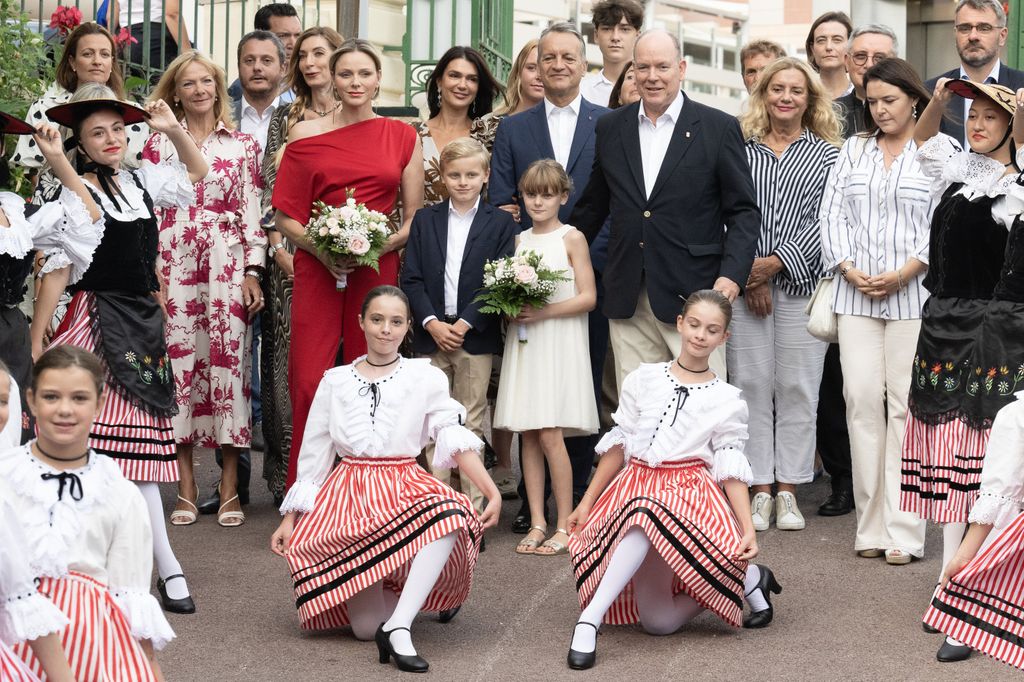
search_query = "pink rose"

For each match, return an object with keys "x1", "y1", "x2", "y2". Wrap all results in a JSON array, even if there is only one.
[
  {"x1": 347, "y1": 235, "x2": 370, "y2": 255},
  {"x1": 514, "y1": 264, "x2": 538, "y2": 285}
]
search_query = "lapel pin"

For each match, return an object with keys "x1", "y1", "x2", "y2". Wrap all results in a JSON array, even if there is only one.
[{"x1": 685, "y1": 131, "x2": 691, "y2": 138}]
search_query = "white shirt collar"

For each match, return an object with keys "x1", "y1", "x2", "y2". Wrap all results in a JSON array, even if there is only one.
[
  {"x1": 544, "y1": 93, "x2": 583, "y2": 118},
  {"x1": 595, "y1": 70, "x2": 614, "y2": 86},
  {"x1": 639, "y1": 90, "x2": 684, "y2": 125},
  {"x1": 241, "y1": 94, "x2": 281, "y2": 118},
  {"x1": 449, "y1": 197, "x2": 480, "y2": 220},
  {"x1": 959, "y1": 60, "x2": 1001, "y2": 83}
]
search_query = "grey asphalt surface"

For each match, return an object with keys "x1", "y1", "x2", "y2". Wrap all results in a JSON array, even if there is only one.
[{"x1": 157, "y1": 451, "x2": 1022, "y2": 681}]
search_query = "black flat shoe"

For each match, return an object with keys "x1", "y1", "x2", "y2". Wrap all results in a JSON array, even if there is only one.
[
  {"x1": 438, "y1": 606, "x2": 460, "y2": 623},
  {"x1": 742, "y1": 564, "x2": 781, "y2": 629},
  {"x1": 817, "y1": 490, "x2": 854, "y2": 516},
  {"x1": 512, "y1": 508, "x2": 531, "y2": 534},
  {"x1": 923, "y1": 621, "x2": 940, "y2": 634},
  {"x1": 482, "y1": 438, "x2": 497, "y2": 470},
  {"x1": 157, "y1": 574, "x2": 196, "y2": 614},
  {"x1": 937, "y1": 639, "x2": 972, "y2": 662},
  {"x1": 567, "y1": 622, "x2": 598, "y2": 670},
  {"x1": 197, "y1": 485, "x2": 220, "y2": 515},
  {"x1": 375, "y1": 623, "x2": 428, "y2": 673}
]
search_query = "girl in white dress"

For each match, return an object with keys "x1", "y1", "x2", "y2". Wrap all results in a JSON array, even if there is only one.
[
  {"x1": 270, "y1": 285, "x2": 500, "y2": 673},
  {"x1": 565, "y1": 290, "x2": 780, "y2": 670},
  {"x1": 1, "y1": 346, "x2": 174, "y2": 681},
  {"x1": 494, "y1": 159, "x2": 598, "y2": 556}
]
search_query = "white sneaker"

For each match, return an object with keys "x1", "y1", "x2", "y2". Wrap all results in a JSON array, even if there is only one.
[
  {"x1": 775, "y1": 491, "x2": 806, "y2": 530},
  {"x1": 751, "y1": 492, "x2": 774, "y2": 531}
]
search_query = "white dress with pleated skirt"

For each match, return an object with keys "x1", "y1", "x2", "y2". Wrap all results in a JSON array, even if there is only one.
[{"x1": 493, "y1": 224, "x2": 598, "y2": 436}]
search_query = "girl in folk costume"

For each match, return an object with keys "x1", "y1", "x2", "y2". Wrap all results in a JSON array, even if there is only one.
[
  {"x1": 565, "y1": 290, "x2": 780, "y2": 670},
  {"x1": 2, "y1": 346, "x2": 175, "y2": 681},
  {"x1": 901, "y1": 78, "x2": 1024, "y2": 576},
  {"x1": 924, "y1": 393, "x2": 1024, "y2": 667},
  {"x1": 42, "y1": 83, "x2": 209, "y2": 614},
  {"x1": 0, "y1": 112, "x2": 103, "y2": 438},
  {"x1": 271, "y1": 286, "x2": 500, "y2": 673}
]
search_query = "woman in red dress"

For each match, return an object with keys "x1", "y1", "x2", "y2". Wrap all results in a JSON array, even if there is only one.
[{"x1": 272, "y1": 38, "x2": 423, "y2": 488}]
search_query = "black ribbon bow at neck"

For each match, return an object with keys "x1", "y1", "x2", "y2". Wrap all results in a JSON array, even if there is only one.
[
  {"x1": 358, "y1": 382, "x2": 381, "y2": 418},
  {"x1": 79, "y1": 158, "x2": 133, "y2": 212},
  {"x1": 40, "y1": 471, "x2": 84, "y2": 502},
  {"x1": 669, "y1": 385, "x2": 690, "y2": 427}
]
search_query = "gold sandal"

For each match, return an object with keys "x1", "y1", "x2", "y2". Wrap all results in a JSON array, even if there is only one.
[
  {"x1": 535, "y1": 528, "x2": 570, "y2": 556},
  {"x1": 515, "y1": 525, "x2": 546, "y2": 555}
]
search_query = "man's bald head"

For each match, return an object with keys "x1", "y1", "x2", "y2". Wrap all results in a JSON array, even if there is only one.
[{"x1": 633, "y1": 28, "x2": 682, "y2": 62}]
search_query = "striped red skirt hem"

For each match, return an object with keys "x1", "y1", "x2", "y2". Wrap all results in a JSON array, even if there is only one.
[
  {"x1": 900, "y1": 414, "x2": 988, "y2": 523},
  {"x1": 0, "y1": 644, "x2": 37, "y2": 682},
  {"x1": 287, "y1": 457, "x2": 483, "y2": 630},
  {"x1": 924, "y1": 511, "x2": 1024, "y2": 670},
  {"x1": 13, "y1": 572, "x2": 156, "y2": 682},
  {"x1": 567, "y1": 458, "x2": 747, "y2": 627},
  {"x1": 49, "y1": 292, "x2": 178, "y2": 482}
]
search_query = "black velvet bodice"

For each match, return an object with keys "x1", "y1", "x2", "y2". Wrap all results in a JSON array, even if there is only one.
[{"x1": 994, "y1": 215, "x2": 1024, "y2": 302}]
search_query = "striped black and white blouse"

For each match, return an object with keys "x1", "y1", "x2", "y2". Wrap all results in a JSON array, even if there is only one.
[
  {"x1": 745, "y1": 130, "x2": 839, "y2": 298},
  {"x1": 819, "y1": 134, "x2": 935, "y2": 320}
]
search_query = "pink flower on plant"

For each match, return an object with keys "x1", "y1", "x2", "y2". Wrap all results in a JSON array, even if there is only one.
[
  {"x1": 49, "y1": 6, "x2": 82, "y2": 36},
  {"x1": 513, "y1": 264, "x2": 538, "y2": 285},
  {"x1": 115, "y1": 27, "x2": 139, "y2": 46},
  {"x1": 347, "y1": 235, "x2": 370, "y2": 255}
]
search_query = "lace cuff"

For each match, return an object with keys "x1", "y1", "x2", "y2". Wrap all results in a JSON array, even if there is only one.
[
  {"x1": 111, "y1": 589, "x2": 175, "y2": 650},
  {"x1": 968, "y1": 493, "x2": 1024, "y2": 530},
  {"x1": 595, "y1": 427, "x2": 629, "y2": 456},
  {"x1": 279, "y1": 479, "x2": 320, "y2": 514},
  {"x1": 432, "y1": 424, "x2": 483, "y2": 470},
  {"x1": 712, "y1": 446, "x2": 753, "y2": 485},
  {"x1": 0, "y1": 590, "x2": 68, "y2": 646}
]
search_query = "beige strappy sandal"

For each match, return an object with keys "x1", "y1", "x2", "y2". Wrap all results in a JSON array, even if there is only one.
[
  {"x1": 516, "y1": 525, "x2": 546, "y2": 555},
  {"x1": 535, "y1": 528, "x2": 570, "y2": 556},
  {"x1": 217, "y1": 492, "x2": 245, "y2": 528},
  {"x1": 170, "y1": 484, "x2": 198, "y2": 526}
]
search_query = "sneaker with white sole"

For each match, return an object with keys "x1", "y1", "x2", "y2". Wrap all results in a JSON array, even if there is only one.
[
  {"x1": 751, "y1": 492, "x2": 774, "y2": 531},
  {"x1": 775, "y1": 491, "x2": 806, "y2": 530}
]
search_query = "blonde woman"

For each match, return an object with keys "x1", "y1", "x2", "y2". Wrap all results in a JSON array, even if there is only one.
[
  {"x1": 144, "y1": 51, "x2": 266, "y2": 529},
  {"x1": 476, "y1": 39, "x2": 542, "y2": 150},
  {"x1": 734, "y1": 57, "x2": 841, "y2": 531}
]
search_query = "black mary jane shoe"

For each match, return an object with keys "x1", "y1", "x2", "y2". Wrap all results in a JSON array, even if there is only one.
[
  {"x1": 567, "y1": 622, "x2": 598, "y2": 670},
  {"x1": 157, "y1": 574, "x2": 196, "y2": 614},
  {"x1": 817, "y1": 489, "x2": 854, "y2": 517},
  {"x1": 936, "y1": 639, "x2": 972, "y2": 662},
  {"x1": 375, "y1": 623, "x2": 428, "y2": 673},
  {"x1": 438, "y1": 606, "x2": 460, "y2": 623},
  {"x1": 742, "y1": 564, "x2": 782, "y2": 629},
  {"x1": 923, "y1": 621, "x2": 940, "y2": 634}
]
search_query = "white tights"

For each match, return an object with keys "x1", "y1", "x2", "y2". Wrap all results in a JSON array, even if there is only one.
[
  {"x1": 347, "y1": 532, "x2": 457, "y2": 656},
  {"x1": 136, "y1": 482, "x2": 190, "y2": 600}
]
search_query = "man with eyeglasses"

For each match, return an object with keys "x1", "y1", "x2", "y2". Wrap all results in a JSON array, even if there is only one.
[
  {"x1": 834, "y1": 25, "x2": 898, "y2": 138},
  {"x1": 926, "y1": 0, "x2": 1024, "y2": 147}
]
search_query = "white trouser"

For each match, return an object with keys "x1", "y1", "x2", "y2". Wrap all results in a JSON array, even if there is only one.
[
  {"x1": 838, "y1": 314, "x2": 927, "y2": 556},
  {"x1": 726, "y1": 287, "x2": 827, "y2": 485}
]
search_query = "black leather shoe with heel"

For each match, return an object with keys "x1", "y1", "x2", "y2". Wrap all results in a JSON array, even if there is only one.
[
  {"x1": 157, "y1": 574, "x2": 196, "y2": 614},
  {"x1": 375, "y1": 623, "x2": 428, "y2": 673},
  {"x1": 742, "y1": 564, "x2": 781, "y2": 629},
  {"x1": 567, "y1": 622, "x2": 598, "y2": 670}
]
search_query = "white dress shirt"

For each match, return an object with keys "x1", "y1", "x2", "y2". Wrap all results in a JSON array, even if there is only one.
[
  {"x1": 444, "y1": 198, "x2": 479, "y2": 316},
  {"x1": 544, "y1": 93, "x2": 582, "y2": 169},
  {"x1": 239, "y1": 95, "x2": 280, "y2": 163},
  {"x1": 580, "y1": 70, "x2": 614, "y2": 108},
  {"x1": 637, "y1": 91, "x2": 684, "y2": 199}
]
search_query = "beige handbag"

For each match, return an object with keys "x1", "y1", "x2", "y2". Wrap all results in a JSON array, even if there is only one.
[{"x1": 804, "y1": 276, "x2": 838, "y2": 343}]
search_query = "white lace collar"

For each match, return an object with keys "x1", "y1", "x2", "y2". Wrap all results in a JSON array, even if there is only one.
[{"x1": 943, "y1": 150, "x2": 1017, "y2": 200}]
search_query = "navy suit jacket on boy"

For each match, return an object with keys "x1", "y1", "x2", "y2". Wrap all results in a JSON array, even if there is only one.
[{"x1": 402, "y1": 199, "x2": 518, "y2": 356}]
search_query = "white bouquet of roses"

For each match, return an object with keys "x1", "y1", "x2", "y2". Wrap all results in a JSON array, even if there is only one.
[
  {"x1": 305, "y1": 188, "x2": 391, "y2": 289},
  {"x1": 473, "y1": 250, "x2": 569, "y2": 343}
]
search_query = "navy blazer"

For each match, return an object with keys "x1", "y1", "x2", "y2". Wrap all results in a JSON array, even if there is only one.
[
  {"x1": 489, "y1": 97, "x2": 610, "y2": 271},
  {"x1": 401, "y1": 200, "x2": 518, "y2": 356},
  {"x1": 570, "y1": 94, "x2": 761, "y2": 324},
  {"x1": 926, "y1": 64, "x2": 1024, "y2": 147}
]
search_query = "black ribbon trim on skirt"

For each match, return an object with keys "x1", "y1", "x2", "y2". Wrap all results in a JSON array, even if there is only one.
[
  {"x1": 90, "y1": 292, "x2": 178, "y2": 418},
  {"x1": 930, "y1": 594, "x2": 1024, "y2": 650},
  {"x1": 294, "y1": 504, "x2": 470, "y2": 608},
  {"x1": 572, "y1": 496, "x2": 745, "y2": 609}
]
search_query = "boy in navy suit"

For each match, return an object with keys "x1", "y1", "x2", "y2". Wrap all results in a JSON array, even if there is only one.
[{"x1": 401, "y1": 138, "x2": 518, "y2": 512}]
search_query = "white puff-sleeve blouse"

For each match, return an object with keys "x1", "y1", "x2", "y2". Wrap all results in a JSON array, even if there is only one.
[
  {"x1": 595, "y1": 363, "x2": 753, "y2": 484},
  {"x1": 0, "y1": 189, "x2": 105, "y2": 284},
  {"x1": 0, "y1": 445, "x2": 175, "y2": 650},
  {"x1": 0, "y1": 497, "x2": 68, "y2": 647},
  {"x1": 969, "y1": 395, "x2": 1024, "y2": 529},
  {"x1": 280, "y1": 357, "x2": 483, "y2": 514},
  {"x1": 84, "y1": 160, "x2": 195, "y2": 225}
]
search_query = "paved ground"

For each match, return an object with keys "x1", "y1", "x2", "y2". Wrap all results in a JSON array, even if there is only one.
[{"x1": 157, "y1": 452, "x2": 1021, "y2": 681}]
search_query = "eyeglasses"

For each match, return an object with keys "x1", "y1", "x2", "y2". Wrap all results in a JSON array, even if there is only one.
[
  {"x1": 851, "y1": 52, "x2": 888, "y2": 66},
  {"x1": 954, "y1": 22, "x2": 1003, "y2": 35}
]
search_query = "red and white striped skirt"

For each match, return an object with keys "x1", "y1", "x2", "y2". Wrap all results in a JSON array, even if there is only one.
[
  {"x1": 13, "y1": 572, "x2": 156, "y2": 682},
  {"x1": 49, "y1": 292, "x2": 178, "y2": 482},
  {"x1": 287, "y1": 457, "x2": 483, "y2": 630},
  {"x1": 924, "y1": 511, "x2": 1024, "y2": 670},
  {"x1": 0, "y1": 643, "x2": 38, "y2": 682},
  {"x1": 900, "y1": 415, "x2": 988, "y2": 523},
  {"x1": 568, "y1": 458, "x2": 747, "y2": 627}
]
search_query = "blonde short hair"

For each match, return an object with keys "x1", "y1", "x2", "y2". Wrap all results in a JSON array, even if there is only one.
[
  {"x1": 149, "y1": 51, "x2": 234, "y2": 129},
  {"x1": 518, "y1": 158, "x2": 572, "y2": 196},
  {"x1": 439, "y1": 137, "x2": 490, "y2": 172}
]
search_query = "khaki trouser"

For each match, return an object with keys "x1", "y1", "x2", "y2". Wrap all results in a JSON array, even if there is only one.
[{"x1": 425, "y1": 347, "x2": 492, "y2": 513}]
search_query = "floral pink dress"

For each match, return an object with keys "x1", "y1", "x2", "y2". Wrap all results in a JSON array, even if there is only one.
[{"x1": 143, "y1": 122, "x2": 267, "y2": 448}]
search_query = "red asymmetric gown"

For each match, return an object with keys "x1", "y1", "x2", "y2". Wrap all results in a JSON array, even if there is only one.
[{"x1": 272, "y1": 117, "x2": 416, "y2": 488}]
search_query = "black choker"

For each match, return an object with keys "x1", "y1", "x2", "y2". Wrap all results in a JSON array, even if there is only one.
[
  {"x1": 676, "y1": 359, "x2": 710, "y2": 373},
  {"x1": 365, "y1": 355, "x2": 400, "y2": 367},
  {"x1": 35, "y1": 441, "x2": 90, "y2": 463}
]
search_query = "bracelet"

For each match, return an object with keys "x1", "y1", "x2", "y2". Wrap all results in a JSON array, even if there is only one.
[
  {"x1": 839, "y1": 264, "x2": 854, "y2": 280},
  {"x1": 896, "y1": 269, "x2": 905, "y2": 291},
  {"x1": 270, "y1": 242, "x2": 286, "y2": 253},
  {"x1": 244, "y1": 268, "x2": 263, "y2": 282}
]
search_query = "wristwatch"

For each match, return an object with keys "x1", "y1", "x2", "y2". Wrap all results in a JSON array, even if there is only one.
[
  {"x1": 269, "y1": 242, "x2": 286, "y2": 254},
  {"x1": 244, "y1": 268, "x2": 264, "y2": 282}
]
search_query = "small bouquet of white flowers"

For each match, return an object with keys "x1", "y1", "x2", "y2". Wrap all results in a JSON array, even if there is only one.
[
  {"x1": 305, "y1": 188, "x2": 391, "y2": 289},
  {"x1": 474, "y1": 250, "x2": 569, "y2": 343}
]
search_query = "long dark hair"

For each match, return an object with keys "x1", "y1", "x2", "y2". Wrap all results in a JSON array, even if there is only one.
[
  {"x1": 608, "y1": 61, "x2": 633, "y2": 109},
  {"x1": 861, "y1": 58, "x2": 931, "y2": 136},
  {"x1": 426, "y1": 46, "x2": 504, "y2": 119}
]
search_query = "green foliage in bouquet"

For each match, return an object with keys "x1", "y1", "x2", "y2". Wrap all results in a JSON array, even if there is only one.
[{"x1": 473, "y1": 250, "x2": 570, "y2": 318}]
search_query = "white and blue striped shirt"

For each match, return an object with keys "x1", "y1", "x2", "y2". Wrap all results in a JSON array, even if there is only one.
[
  {"x1": 745, "y1": 130, "x2": 839, "y2": 297},
  {"x1": 819, "y1": 135, "x2": 935, "y2": 320}
]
